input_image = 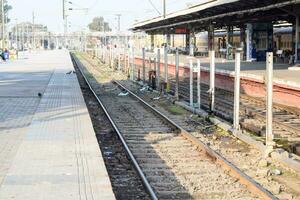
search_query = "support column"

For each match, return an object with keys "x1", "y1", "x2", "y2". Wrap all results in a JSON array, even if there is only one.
[
  {"x1": 150, "y1": 34, "x2": 154, "y2": 51},
  {"x1": 175, "y1": 49, "x2": 179, "y2": 100},
  {"x1": 123, "y1": 47, "x2": 127, "y2": 72},
  {"x1": 266, "y1": 52, "x2": 274, "y2": 154},
  {"x1": 208, "y1": 24, "x2": 214, "y2": 51},
  {"x1": 118, "y1": 48, "x2": 121, "y2": 70},
  {"x1": 131, "y1": 48, "x2": 135, "y2": 80},
  {"x1": 109, "y1": 47, "x2": 112, "y2": 68},
  {"x1": 295, "y1": 16, "x2": 299, "y2": 63},
  {"x1": 189, "y1": 32, "x2": 195, "y2": 56},
  {"x1": 197, "y1": 59, "x2": 201, "y2": 109},
  {"x1": 246, "y1": 23, "x2": 253, "y2": 61},
  {"x1": 163, "y1": 46, "x2": 168, "y2": 83},
  {"x1": 233, "y1": 52, "x2": 241, "y2": 130},
  {"x1": 226, "y1": 26, "x2": 234, "y2": 60},
  {"x1": 172, "y1": 34, "x2": 175, "y2": 48},
  {"x1": 209, "y1": 50, "x2": 215, "y2": 113},
  {"x1": 142, "y1": 47, "x2": 146, "y2": 82},
  {"x1": 157, "y1": 48, "x2": 161, "y2": 90},
  {"x1": 167, "y1": 34, "x2": 171, "y2": 46},
  {"x1": 189, "y1": 60, "x2": 193, "y2": 107},
  {"x1": 186, "y1": 32, "x2": 190, "y2": 54},
  {"x1": 240, "y1": 25, "x2": 246, "y2": 60}
]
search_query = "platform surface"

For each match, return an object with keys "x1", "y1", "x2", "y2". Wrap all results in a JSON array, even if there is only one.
[{"x1": 0, "y1": 50, "x2": 115, "y2": 200}]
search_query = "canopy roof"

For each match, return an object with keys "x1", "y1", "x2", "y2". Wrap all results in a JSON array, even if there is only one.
[{"x1": 132, "y1": 0, "x2": 300, "y2": 33}]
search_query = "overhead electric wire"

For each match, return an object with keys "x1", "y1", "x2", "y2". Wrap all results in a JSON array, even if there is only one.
[{"x1": 146, "y1": 0, "x2": 161, "y2": 15}]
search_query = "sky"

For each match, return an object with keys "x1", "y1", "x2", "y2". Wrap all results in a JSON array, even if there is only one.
[{"x1": 9, "y1": 0, "x2": 203, "y2": 33}]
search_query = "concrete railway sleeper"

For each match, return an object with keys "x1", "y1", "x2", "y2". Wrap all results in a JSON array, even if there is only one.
[{"x1": 72, "y1": 53, "x2": 278, "y2": 200}]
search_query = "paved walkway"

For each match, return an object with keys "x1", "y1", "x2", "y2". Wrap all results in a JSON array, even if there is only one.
[{"x1": 0, "y1": 50, "x2": 115, "y2": 200}]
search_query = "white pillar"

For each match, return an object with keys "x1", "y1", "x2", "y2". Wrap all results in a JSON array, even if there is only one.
[
  {"x1": 118, "y1": 48, "x2": 121, "y2": 70},
  {"x1": 127, "y1": 49, "x2": 130, "y2": 76},
  {"x1": 175, "y1": 49, "x2": 179, "y2": 100},
  {"x1": 209, "y1": 50, "x2": 215, "y2": 112},
  {"x1": 266, "y1": 52, "x2": 274, "y2": 151},
  {"x1": 131, "y1": 47, "x2": 135, "y2": 80},
  {"x1": 112, "y1": 48, "x2": 115, "y2": 69},
  {"x1": 123, "y1": 47, "x2": 126, "y2": 71},
  {"x1": 197, "y1": 59, "x2": 201, "y2": 109},
  {"x1": 164, "y1": 46, "x2": 168, "y2": 82},
  {"x1": 233, "y1": 52, "x2": 241, "y2": 130},
  {"x1": 142, "y1": 48, "x2": 146, "y2": 82},
  {"x1": 157, "y1": 48, "x2": 161, "y2": 89},
  {"x1": 190, "y1": 60, "x2": 193, "y2": 107}
]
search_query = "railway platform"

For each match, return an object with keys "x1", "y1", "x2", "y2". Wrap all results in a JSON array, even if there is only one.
[
  {"x1": 0, "y1": 50, "x2": 115, "y2": 200},
  {"x1": 131, "y1": 53, "x2": 300, "y2": 109}
]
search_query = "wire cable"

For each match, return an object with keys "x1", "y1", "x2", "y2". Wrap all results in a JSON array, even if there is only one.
[{"x1": 146, "y1": 0, "x2": 161, "y2": 15}]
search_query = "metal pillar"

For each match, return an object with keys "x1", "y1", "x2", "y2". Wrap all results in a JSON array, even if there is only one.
[
  {"x1": 227, "y1": 26, "x2": 234, "y2": 60},
  {"x1": 127, "y1": 50, "x2": 130, "y2": 77},
  {"x1": 175, "y1": 49, "x2": 179, "y2": 100},
  {"x1": 266, "y1": 52, "x2": 274, "y2": 151},
  {"x1": 190, "y1": 60, "x2": 193, "y2": 107},
  {"x1": 123, "y1": 47, "x2": 126, "y2": 71},
  {"x1": 208, "y1": 25, "x2": 214, "y2": 51},
  {"x1": 189, "y1": 32, "x2": 195, "y2": 56},
  {"x1": 142, "y1": 48, "x2": 146, "y2": 82},
  {"x1": 157, "y1": 48, "x2": 161, "y2": 90},
  {"x1": 150, "y1": 35, "x2": 154, "y2": 50},
  {"x1": 240, "y1": 25, "x2": 246, "y2": 60},
  {"x1": 131, "y1": 48, "x2": 135, "y2": 80},
  {"x1": 295, "y1": 16, "x2": 299, "y2": 63},
  {"x1": 1, "y1": 0, "x2": 5, "y2": 48},
  {"x1": 233, "y1": 52, "x2": 241, "y2": 130},
  {"x1": 118, "y1": 48, "x2": 121, "y2": 70},
  {"x1": 246, "y1": 23, "x2": 253, "y2": 61},
  {"x1": 112, "y1": 48, "x2": 115, "y2": 69},
  {"x1": 209, "y1": 50, "x2": 215, "y2": 112},
  {"x1": 163, "y1": 46, "x2": 168, "y2": 82},
  {"x1": 109, "y1": 47, "x2": 112, "y2": 67},
  {"x1": 197, "y1": 59, "x2": 201, "y2": 109}
]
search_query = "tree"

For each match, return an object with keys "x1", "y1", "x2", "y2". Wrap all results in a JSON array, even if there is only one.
[
  {"x1": 0, "y1": 0, "x2": 12, "y2": 24},
  {"x1": 88, "y1": 17, "x2": 111, "y2": 32}
]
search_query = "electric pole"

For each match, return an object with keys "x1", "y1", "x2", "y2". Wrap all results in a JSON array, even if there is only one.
[
  {"x1": 116, "y1": 14, "x2": 121, "y2": 32},
  {"x1": 63, "y1": 0, "x2": 67, "y2": 48},
  {"x1": 32, "y1": 12, "x2": 35, "y2": 49},
  {"x1": 162, "y1": 0, "x2": 166, "y2": 18},
  {"x1": 1, "y1": 0, "x2": 5, "y2": 48}
]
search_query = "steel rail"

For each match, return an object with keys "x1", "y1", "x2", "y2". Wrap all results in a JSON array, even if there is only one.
[
  {"x1": 71, "y1": 53, "x2": 158, "y2": 200},
  {"x1": 113, "y1": 80, "x2": 278, "y2": 200}
]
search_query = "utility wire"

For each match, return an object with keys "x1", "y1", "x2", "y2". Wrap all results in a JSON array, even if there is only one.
[{"x1": 146, "y1": 0, "x2": 161, "y2": 15}]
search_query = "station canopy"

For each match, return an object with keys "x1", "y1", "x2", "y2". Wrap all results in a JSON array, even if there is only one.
[{"x1": 132, "y1": 0, "x2": 300, "y2": 34}]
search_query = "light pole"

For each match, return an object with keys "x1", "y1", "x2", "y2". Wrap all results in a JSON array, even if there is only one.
[
  {"x1": 1, "y1": 0, "x2": 5, "y2": 48},
  {"x1": 15, "y1": 19, "x2": 18, "y2": 50},
  {"x1": 162, "y1": 0, "x2": 166, "y2": 18},
  {"x1": 32, "y1": 12, "x2": 35, "y2": 49}
]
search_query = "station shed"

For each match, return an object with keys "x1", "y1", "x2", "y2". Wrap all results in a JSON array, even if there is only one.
[{"x1": 132, "y1": 0, "x2": 300, "y2": 62}]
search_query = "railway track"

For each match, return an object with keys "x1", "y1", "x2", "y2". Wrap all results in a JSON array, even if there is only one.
[
  {"x1": 72, "y1": 53, "x2": 278, "y2": 200},
  {"x1": 73, "y1": 57, "x2": 151, "y2": 199},
  {"x1": 124, "y1": 60, "x2": 300, "y2": 148},
  {"x1": 167, "y1": 79, "x2": 300, "y2": 141}
]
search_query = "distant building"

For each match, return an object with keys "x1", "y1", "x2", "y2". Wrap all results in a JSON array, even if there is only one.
[{"x1": 10, "y1": 22, "x2": 50, "y2": 49}]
